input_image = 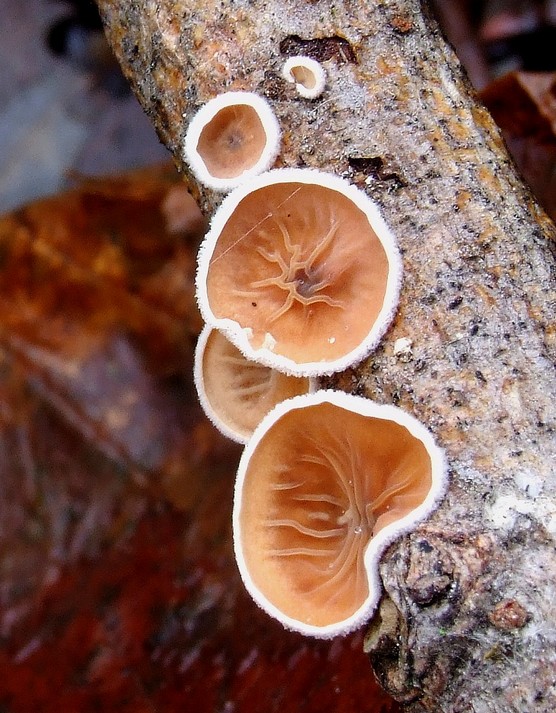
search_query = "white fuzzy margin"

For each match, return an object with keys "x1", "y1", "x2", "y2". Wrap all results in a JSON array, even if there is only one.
[
  {"x1": 232, "y1": 390, "x2": 449, "y2": 638},
  {"x1": 183, "y1": 91, "x2": 281, "y2": 192},
  {"x1": 193, "y1": 324, "x2": 250, "y2": 444},
  {"x1": 282, "y1": 56, "x2": 326, "y2": 99},
  {"x1": 194, "y1": 324, "x2": 316, "y2": 444},
  {"x1": 196, "y1": 167, "x2": 403, "y2": 377}
]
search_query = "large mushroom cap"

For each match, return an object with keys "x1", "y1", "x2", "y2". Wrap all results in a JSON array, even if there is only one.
[
  {"x1": 197, "y1": 169, "x2": 402, "y2": 376},
  {"x1": 184, "y1": 91, "x2": 281, "y2": 192},
  {"x1": 194, "y1": 325, "x2": 310, "y2": 444},
  {"x1": 233, "y1": 390, "x2": 447, "y2": 637}
]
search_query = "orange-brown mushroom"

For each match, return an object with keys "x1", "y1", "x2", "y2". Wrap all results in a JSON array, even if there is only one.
[
  {"x1": 233, "y1": 390, "x2": 447, "y2": 637},
  {"x1": 196, "y1": 168, "x2": 402, "y2": 376},
  {"x1": 194, "y1": 325, "x2": 311, "y2": 443},
  {"x1": 184, "y1": 91, "x2": 281, "y2": 191}
]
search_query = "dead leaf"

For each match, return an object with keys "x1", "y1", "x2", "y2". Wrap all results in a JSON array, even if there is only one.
[
  {"x1": 0, "y1": 165, "x2": 400, "y2": 712},
  {"x1": 481, "y1": 71, "x2": 556, "y2": 220}
]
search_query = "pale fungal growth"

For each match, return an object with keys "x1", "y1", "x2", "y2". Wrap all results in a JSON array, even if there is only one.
[
  {"x1": 194, "y1": 324, "x2": 310, "y2": 444},
  {"x1": 184, "y1": 91, "x2": 281, "y2": 192},
  {"x1": 233, "y1": 390, "x2": 447, "y2": 638},
  {"x1": 282, "y1": 56, "x2": 326, "y2": 99},
  {"x1": 196, "y1": 168, "x2": 402, "y2": 376}
]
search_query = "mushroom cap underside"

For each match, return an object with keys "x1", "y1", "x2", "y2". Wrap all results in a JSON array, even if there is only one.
[
  {"x1": 198, "y1": 170, "x2": 401, "y2": 376},
  {"x1": 185, "y1": 92, "x2": 280, "y2": 191},
  {"x1": 282, "y1": 56, "x2": 326, "y2": 98},
  {"x1": 197, "y1": 104, "x2": 267, "y2": 179},
  {"x1": 234, "y1": 391, "x2": 447, "y2": 637},
  {"x1": 194, "y1": 325, "x2": 310, "y2": 443}
]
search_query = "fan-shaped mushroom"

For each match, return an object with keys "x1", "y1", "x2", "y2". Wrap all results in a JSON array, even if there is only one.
[
  {"x1": 194, "y1": 325, "x2": 310, "y2": 443},
  {"x1": 196, "y1": 168, "x2": 402, "y2": 376},
  {"x1": 233, "y1": 390, "x2": 447, "y2": 637},
  {"x1": 184, "y1": 91, "x2": 281, "y2": 192}
]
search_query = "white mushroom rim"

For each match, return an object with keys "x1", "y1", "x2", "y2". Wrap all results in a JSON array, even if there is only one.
[
  {"x1": 282, "y1": 56, "x2": 326, "y2": 99},
  {"x1": 183, "y1": 91, "x2": 281, "y2": 192},
  {"x1": 232, "y1": 390, "x2": 448, "y2": 638},
  {"x1": 194, "y1": 324, "x2": 246, "y2": 443},
  {"x1": 196, "y1": 167, "x2": 402, "y2": 376},
  {"x1": 194, "y1": 324, "x2": 311, "y2": 444}
]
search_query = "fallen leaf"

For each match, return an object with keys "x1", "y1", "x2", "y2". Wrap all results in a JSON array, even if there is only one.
[
  {"x1": 0, "y1": 166, "x2": 400, "y2": 712},
  {"x1": 481, "y1": 71, "x2": 556, "y2": 220}
]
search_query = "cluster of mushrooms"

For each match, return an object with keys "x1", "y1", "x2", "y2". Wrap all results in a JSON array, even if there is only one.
[{"x1": 187, "y1": 57, "x2": 448, "y2": 638}]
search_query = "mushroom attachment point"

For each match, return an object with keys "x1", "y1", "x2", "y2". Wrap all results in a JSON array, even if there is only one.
[
  {"x1": 233, "y1": 390, "x2": 448, "y2": 638},
  {"x1": 282, "y1": 56, "x2": 326, "y2": 99},
  {"x1": 184, "y1": 91, "x2": 281, "y2": 192},
  {"x1": 196, "y1": 168, "x2": 402, "y2": 376},
  {"x1": 194, "y1": 325, "x2": 310, "y2": 444}
]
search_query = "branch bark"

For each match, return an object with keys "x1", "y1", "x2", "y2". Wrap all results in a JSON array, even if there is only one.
[{"x1": 96, "y1": 1, "x2": 556, "y2": 711}]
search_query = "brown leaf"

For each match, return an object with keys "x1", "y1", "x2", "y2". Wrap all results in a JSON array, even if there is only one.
[
  {"x1": 0, "y1": 166, "x2": 400, "y2": 712},
  {"x1": 481, "y1": 71, "x2": 556, "y2": 220}
]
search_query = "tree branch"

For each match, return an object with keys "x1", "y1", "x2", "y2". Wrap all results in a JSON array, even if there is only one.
[{"x1": 96, "y1": 1, "x2": 556, "y2": 710}]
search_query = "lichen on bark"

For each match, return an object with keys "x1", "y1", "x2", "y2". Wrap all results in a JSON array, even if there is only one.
[{"x1": 96, "y1": 1, "x2": 555, "y2": 711}]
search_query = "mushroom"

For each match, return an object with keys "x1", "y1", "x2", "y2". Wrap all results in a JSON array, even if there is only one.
[
  {"x1": 194, "y1": 324, "x2": 311, "y2": 443},
  {"x1": 233, "y1": 390, "x2": 447, "y2": 637},
  {"x1": 282, "y1": 56, "x2": 326, "y2": 99},
  {"x1": 184, "y1": 91, "x2": 281, "y2": 192},
  {"x1": 196, "y1": 168, "x2": 402, "y2": 376}
]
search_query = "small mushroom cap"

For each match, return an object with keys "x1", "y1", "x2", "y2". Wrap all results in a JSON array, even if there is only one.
[
  {"x1": 282, "y1": 56, "x2": 326, "y2": 99},
  {"x1": 233, "y1": 390, "x2": 447, "y2": 638},
  {"x1": 184, "y1": 91, "x2": 281, "y2": 192},
  {"x1": 196, "y1": 168, "x2": 402, "y2": 376},
  {"x1": 194, "y1": 324, "x2": 310, "y2": 444}
]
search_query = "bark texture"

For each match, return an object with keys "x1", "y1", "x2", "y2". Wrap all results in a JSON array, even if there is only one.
[{"x1": 96, "y1": 1, "x2": 556, "y2": 711}]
